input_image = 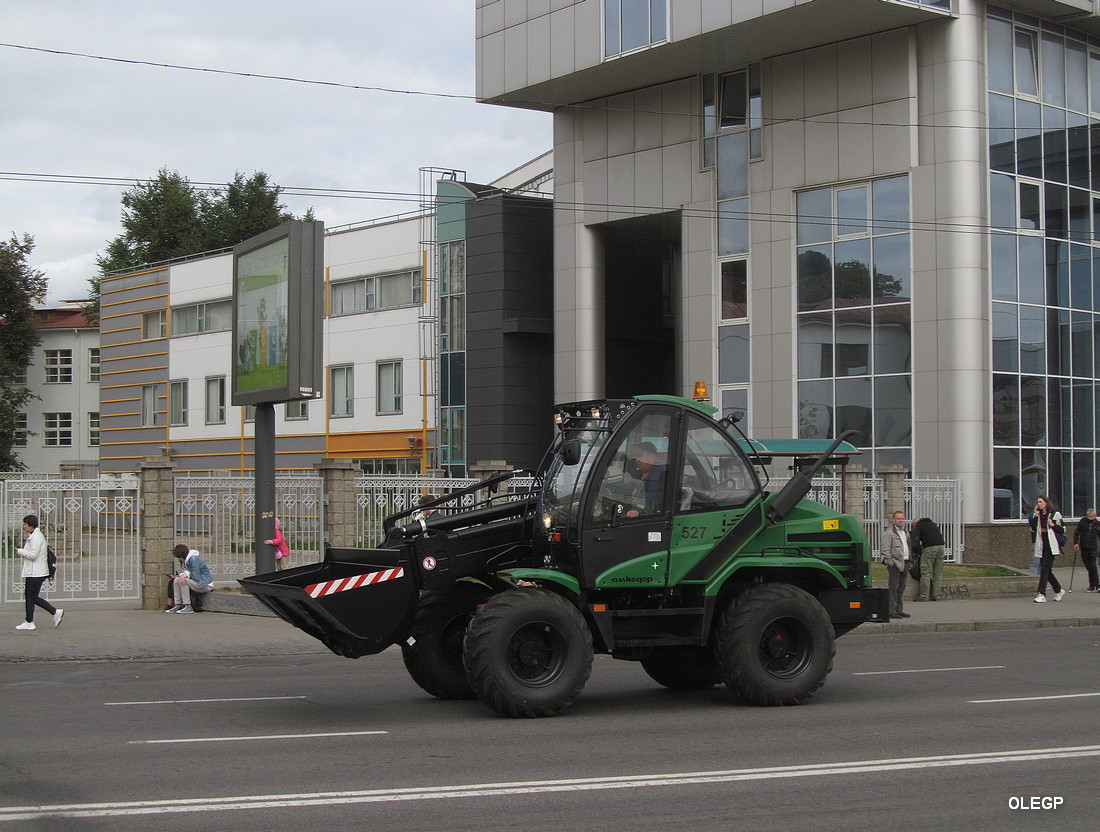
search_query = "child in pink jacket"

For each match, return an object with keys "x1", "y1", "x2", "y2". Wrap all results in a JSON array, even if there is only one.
[{"x1": 264, "y1": 518, "x2": 291, "y2": 570}]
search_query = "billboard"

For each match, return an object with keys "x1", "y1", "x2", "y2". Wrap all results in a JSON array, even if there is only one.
[{"x1": 231, "y1": 220, "x2": 323, "y2": 406}]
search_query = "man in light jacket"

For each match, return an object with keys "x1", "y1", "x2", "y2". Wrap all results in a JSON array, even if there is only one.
[
  {"x1": 882, "y1": 510, "x2": 912, "y2": 619},
  {"x1": 15, "y1": 514, "x2": 63, "y2": 630}
]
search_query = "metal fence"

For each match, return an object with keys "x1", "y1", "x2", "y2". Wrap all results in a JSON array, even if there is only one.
[
  {"x1": 2, "y1": 475, "x2": 142, "y2": 604},
  {"x1": 173, "y1": 475, "x2": 324, "y2": 583},
  {"x1": 354, "y1": 475, "x2": 537, "y2": 547}
]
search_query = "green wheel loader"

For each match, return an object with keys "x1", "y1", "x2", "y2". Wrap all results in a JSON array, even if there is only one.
[{"x1": 241, "y1": 395, "x2": 888, "y2": 717}]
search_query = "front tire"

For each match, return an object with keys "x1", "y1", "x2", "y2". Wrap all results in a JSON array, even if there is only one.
[
  {"x1": 464, "y1": 589, "x2": 593, "y2": 718},
  {"x1": 716, "y1": 583, "x2": 835, "y2": 706},
  {"x1": 401, "y1": 583, "x2": 489, "y2": 700},
  {"x1": 640, "y1": 647, "x2": 722, "y2": 690}
]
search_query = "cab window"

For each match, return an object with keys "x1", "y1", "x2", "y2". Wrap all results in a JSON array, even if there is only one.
[
  {"x1": 587, "y1": 411, "x2": 672, "y2": 524},
  {"x1": 679, "y1": 413, "x2": 757, "y2": 510}
]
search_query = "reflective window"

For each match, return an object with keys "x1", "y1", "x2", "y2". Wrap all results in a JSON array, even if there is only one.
[
  {"x1": 680, "y1": 413, "x2": 757, "y2": 510},
  {"x1": 720, "y1": 260, "x2": 747, "y2": 320}
]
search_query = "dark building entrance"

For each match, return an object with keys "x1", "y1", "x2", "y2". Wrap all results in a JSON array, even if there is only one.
[{"x1": 602, "y1": 212, "x2": 680, "y2": 398}]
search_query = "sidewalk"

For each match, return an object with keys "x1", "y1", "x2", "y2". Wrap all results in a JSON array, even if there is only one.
[{"x1": 2, "y1": 591, "x2": 1099, "y2": 663}]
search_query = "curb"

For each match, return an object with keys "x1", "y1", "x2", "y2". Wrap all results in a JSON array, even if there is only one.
[{"x1": 851, "y1": 616, "x2": 1100, "y2": 634}]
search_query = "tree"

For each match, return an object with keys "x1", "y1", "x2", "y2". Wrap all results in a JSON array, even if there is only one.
[
  {"x1": 87, "y1": 169, "x2": 306, "y2": 317},
  {"x1": 0, "y1": 234, "x2": 47, "y2": 471}
]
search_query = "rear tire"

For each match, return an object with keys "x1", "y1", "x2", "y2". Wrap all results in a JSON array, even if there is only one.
[
  {"x1": 401, "y1": 583, "x2": 489, "y2": 700},
  {"x1": 716, "y1": 583, "x2": 835, "y2": 706},
  {"x1": 464, "y1": 589, "x2": 593, "y2": 718},
  {"x1": 640, "y1": 647, "x2": 722, "y2": 690}
]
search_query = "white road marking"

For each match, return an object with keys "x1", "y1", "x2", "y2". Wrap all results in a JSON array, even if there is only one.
[
  {"x1": 853, "y1": 665, "x2": 1006, "y2": 676},
  {"x1": 129, "y1": 730, "x2": 388, "y2": 745},
  {"x1": 3, "y1": 744, "x2": 1099, "y2": 821},
  {"x1": 105, "y1": 696, "x2": 307, "y2": 706},
  {"x1": 969, "y1": 692, "x2": 1100, "y2": 704}
]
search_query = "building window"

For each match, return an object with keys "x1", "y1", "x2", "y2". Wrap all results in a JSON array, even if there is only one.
[
  {"x1": 987, "y1": 9, "x2": 1100, "y2": 518},
  {"x1": 244, "y1": 404, "x2": 256, "y2": 423},
  {"x1": 11, "y1": 366, "x2": 28, "y2": 385},
  {"x1": 703, "y1": 65, "x2": 763, "y2": 166},
  {"x1": 142, "y1": 310, "x2": 167, "y2": 339},
  {"x1": 603, "y1": 0, "x2": 667, "y2": 59},
  {"x1": 720, "y1": 260, "x2": 748, "y2": 320},
  {"x1": 141, "y1": 384, "x2": 161, "y2": 427},
  {"x1": 205, "y1": 377, "x2": 226, "y2": 425},
  {"x1": 285, "y1": 399, "x2": 309, "y2": 420},
  {"x1": 330, "y1": 365, "x2": 354, "y2": 417},
  {"x1": 377, "y1": 361, "x2": 402, "y2": 415},
  {"x1": 330, "y1": 270, "x2": 421, "y2": 316},
  {"x1": 88, "y1": 348, "x2": 101, "y2": 382},
  {"x1": 359, "y1": 457, "x2": 422, "y2": 475},
  {"x1": 88, "y1": 412, "x2": 100, "y2": 446},
  {"x1": 14, "y1": 413, "x2": 28, "y2": 447},
  {"x1": 795, "y1": 176, "x2": 912, "y2": 473},
  {"x1": 43, "y1": 412, "x2": 73, "y2": 447},
  {"x1": 169, "y1": 381, "x2": 188, "y2": 426},
  {"x1": 44, "y1": 349, "x2": 73, "y2": 383},
  {"x1": 171, "y1": 300, "x2": 231, "y2": 336}
]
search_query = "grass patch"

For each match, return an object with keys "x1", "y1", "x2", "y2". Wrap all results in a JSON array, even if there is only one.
[{"x1": 870, "y1": 563, "x2": 1019, "y2": 581}]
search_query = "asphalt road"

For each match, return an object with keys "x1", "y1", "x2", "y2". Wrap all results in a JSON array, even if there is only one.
[{"x1": 2, "y1": 627, "x2": 1098, "y2": 831}]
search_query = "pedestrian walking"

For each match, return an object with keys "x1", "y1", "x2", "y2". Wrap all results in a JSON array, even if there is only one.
[
  {"x1": 1073, "y1": 507, "x2": 1100, "y2": 592},
  {"x1": 912, "y1": 517, "x2": 946, "y2": 601},
  {"x1": 15, "y1": 514, "x2": 63, "y2": 630},
  {"x1": 1029, "y1": 495, "x2": 1066, "y2": 603}
]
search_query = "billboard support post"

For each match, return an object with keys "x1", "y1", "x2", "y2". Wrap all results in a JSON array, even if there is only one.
[{"x1": 255, "y1": 402, "x2": 277, "y2": 575}]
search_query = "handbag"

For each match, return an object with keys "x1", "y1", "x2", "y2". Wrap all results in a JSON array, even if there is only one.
[{"x1": 908, "y1": 552, "x2": 922, "y2": 581}]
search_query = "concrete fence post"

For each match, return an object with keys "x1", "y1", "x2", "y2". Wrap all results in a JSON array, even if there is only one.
[
  {"x1": 879, "y1": 464, "x2": 909, "y2": 521},
  {"x1": 842, "y1": 465, "x2": 866, "y2": 520},
  {"x1": 139, "y1": 455, "x2": 175, "y2": 611},
  {"x1": 314, "y1": 458, "x2": 358, "y2": 549}
]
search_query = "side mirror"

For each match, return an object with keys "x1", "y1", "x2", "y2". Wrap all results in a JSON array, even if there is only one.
[{"x1": 561, "y1": 439, "x2": 582, "y2": 466}]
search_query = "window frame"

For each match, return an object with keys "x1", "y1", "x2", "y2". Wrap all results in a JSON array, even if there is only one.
[
  {"x1": 44, "y1": 349, "x2": 73, "y2": 384},
  {"x1": 169, "y1": 380, "x2": 189, "y2": 427},
  {"x1": 43, "y1": 412, "x2": 73, "y2": 447},
  {"x1": 376, "y1": 360, "x2": 403, "y2": 415},
  {"x1": 330, "y1": 365, "x2": 354, "y2": 418},
  {"x1": 142, "y1": 310, "x2": 167, "y2": 340},
  {"x1": 141, "y1": 384, "x2": 161, "y2": 427},
  {"x1": 88, "y1": 412, "x2": 100, "y2": 447},
  {"x1": 602, "y1": 0, "x2": 669, "y2": 60},
  {"x1": 205, "y1": 376, "x2": 226, "y2": 425},
  {"x1": 88, "y1": 347, "x2": 101, "y2": 382}
]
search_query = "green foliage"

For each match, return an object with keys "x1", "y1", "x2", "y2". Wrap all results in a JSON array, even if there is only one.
[
  {"x1": 87, "y1": 168, "x2": 308, "y2": 315},
  {"x1": 0, "y1": 234, "x2": 47, "y2": 470}
]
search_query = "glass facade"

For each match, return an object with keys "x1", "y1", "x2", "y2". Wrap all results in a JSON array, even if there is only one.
[
  {"x1": 795, "y1": 176, "x2": 912, "y2": 472},
  {"x1": 439, "y1": 240, "x2": 466, "y2": 475},
  {"x1": 987, "y1": 7, "x2": 1100, "y2": 517}
]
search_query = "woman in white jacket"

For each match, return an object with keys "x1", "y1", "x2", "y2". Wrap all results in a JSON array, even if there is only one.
[
  {"x1": 15, "y1": 514, "x2": 63, "y2": 630},
  {"x1": 1029, "y1": 496, "x2": 1066, "y2": 603}
]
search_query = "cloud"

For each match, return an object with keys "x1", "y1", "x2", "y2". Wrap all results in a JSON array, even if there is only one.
[{"x1": 1, "y1": 1, "x2": 551, "y2": 305}]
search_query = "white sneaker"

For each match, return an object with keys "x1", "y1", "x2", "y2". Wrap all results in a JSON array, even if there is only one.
[
  {"x1": 1054, "y1": 590, "x2": 1066, "y2": 601},
  {"x1": 53, "y1": 609, "x2": 64, "y2": 627},
  {"x1": 1034, "y1": 594, "x2": 1047, "y2": 603},
  {"x1": 15, "y1": 621, "x2": 36, "y2": 630}
]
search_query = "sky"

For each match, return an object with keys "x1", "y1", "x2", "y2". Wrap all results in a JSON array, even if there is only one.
[{"x1": 0, "y1": 1, "x2": 551, "y2": 305}]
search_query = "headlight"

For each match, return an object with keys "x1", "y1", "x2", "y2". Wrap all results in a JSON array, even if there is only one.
[{"x1": 542, "y1": 513, "x2": 553, "y2": 530}]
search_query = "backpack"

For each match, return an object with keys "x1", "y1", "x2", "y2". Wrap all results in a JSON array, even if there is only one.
[{"x1": 46, "y1": 547, "x2": 57, "y2": 581}]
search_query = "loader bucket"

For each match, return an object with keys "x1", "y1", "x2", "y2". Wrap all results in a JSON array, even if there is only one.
[{"x1": 239, "y1": 547, "x2": 417, "y2": 658}]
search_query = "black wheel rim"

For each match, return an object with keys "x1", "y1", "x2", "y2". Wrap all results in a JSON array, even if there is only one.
[
  {"x1": 505, "y1": 622, "x2": 566, "y2": 687},
  {"x1": 757, "y1": 616, "x2": 813, "y2": 678}
]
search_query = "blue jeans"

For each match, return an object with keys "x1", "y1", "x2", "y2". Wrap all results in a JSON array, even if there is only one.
[{"x1": 24, "y1": 576, "x2": 57, "y2": 623}]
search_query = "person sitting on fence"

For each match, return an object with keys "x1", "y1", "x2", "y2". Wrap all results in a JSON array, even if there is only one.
[
  {"x1": 166, "y1": 544, "x2": 213, "y2": 614},
  {"x1": 264, "y1": 518, "x2": 291, "y2": 571}
]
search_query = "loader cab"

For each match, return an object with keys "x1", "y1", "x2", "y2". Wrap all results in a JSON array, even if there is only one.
[{"x1": 540, "y1": 397, "x2": 763, "y2": 589}]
